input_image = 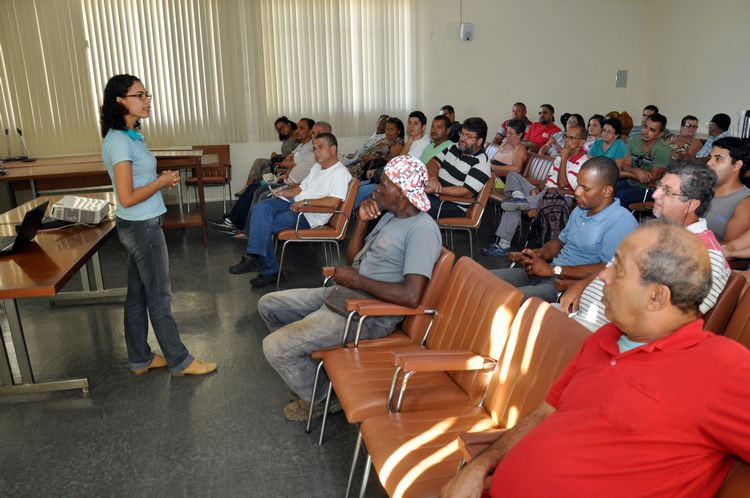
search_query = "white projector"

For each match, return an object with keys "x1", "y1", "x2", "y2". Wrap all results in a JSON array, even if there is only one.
[{"x1": 50, "y1": 195, "x2": 110, "y2": 224}]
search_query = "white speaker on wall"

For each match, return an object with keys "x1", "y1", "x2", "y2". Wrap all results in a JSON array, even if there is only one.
[{"x1": 459, "y1": 22, "x2": 474, "y2": 41}]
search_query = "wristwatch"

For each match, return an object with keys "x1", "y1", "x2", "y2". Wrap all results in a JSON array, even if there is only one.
[
  {"x1": 303, "y1": 199, "x2": 309, "y2": 207},
  {"x1": 553, "y1": 265, "x2": 563, "y2": 276}
]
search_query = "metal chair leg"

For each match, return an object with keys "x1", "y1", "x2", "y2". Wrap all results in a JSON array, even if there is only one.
[
  {"x1": 468, "y1": 228, "x2": 474, "y2": 259},
  {"x1": 277, "y1": 241, "x2": 289, "y2": 289},
  {"x1": 358, "y1": 454, "x2": 372, "y2": 498},
  {"x1": 334, "y1": 242, "x2": 341, "y2": 265},
  {"x1": 306, "y1": 360, "x2": 324, "y2": 433},
  {"x1": 318, "y1": 381, "x2": 334, "y2": 445},
  {"x1": 346, "y1": 430, "x2": 363, "y2": 497}
]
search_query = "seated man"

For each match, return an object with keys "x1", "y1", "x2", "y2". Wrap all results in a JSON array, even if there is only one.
[
  {"x1": 697, "y1": 113, "x2": 732, "y2": 159},
  {"x1": 627, "y1": 103, "x2": 659, "y2": 139},
  {"x1": 491, "y1": 102, "x2": 531, "y2": 146},
  {"x1": 227, "y1": 132, "x2": 351, "y2": 287},
  {"x1": 482, "y1": 124, "x2": 589, "y2": 257},
  {"x1": 615, "y1": 112, "x2": 671, "y2": 207},
  {"x1": 401, "y1": 110, "x2": 430, "y2": 160},
  {"x1": 259, "y1": 156, "x2": 442, "y2": 420},
  {"x1": 491, "y1": 157, "x2": 638, "y2": 302},
  {"x1": 705, "y1": 137, "x2": 750, "y2": 242},
  {"x1": 522, "y1": 104, "x2": 561, "y2": 153},
  {"x1": 425, "y1": 117, "x2": 491, "y2": 218},
  {"x1": 561, "y1": 160, "x2": 730, "y2": 330},
  {"x1": 440, "y1": 104, "x2": 463, "y2": 143},
  {"x1": 211, "y1": 121, "x2": 328, "y2": 235},
  {"x1": 443, "y1": 222, "x2": 750, "y2": 497}
]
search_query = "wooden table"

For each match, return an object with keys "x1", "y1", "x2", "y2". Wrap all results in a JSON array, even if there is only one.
[
  {"x1": 0, "y1": 150, "x2": 208, "y2": 244},
  {"x1": 0, "y1": 194, "x2": 122, "y2": 396}
]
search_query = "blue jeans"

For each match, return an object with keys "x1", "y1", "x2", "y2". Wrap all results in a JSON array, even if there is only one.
[
  {"x1": 228, "y1": 181, "x2": 264, "y2": 228},
  {"x1": 491, "y1": 267, "x2": 559, "y2": 303},
  {"x1": 615, "y1": 179, "x2": 653, "y2": 209},
  {"x1": 427, "y1": 194, "x2": 466, "y2": 219},
  {"x1": 116, "y1": 216, "x2": 193, "y2": 373},
  {"x1": 247, "y1": 197, "x2": 309, "y2": 275},
  {"x1": 354, "y1": 181, "x2": 378, "y2": 209}
]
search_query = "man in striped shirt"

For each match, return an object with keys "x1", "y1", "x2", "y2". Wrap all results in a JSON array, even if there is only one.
[
  {"x1": 561, "y1": 160, "x2": 730, "y2": 330},
  {"x1": 424, "y1": 117, "x2": 491, "y2": 218}
]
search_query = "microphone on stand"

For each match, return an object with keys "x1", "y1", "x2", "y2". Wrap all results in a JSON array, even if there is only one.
[{"x1": 17, "y1": 128, "x2": 35, "y2": 163}]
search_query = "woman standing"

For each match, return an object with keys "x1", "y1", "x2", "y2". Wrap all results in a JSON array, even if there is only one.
[{"x1": 100, "y1": 74, "x2": 216, "y2": 376}]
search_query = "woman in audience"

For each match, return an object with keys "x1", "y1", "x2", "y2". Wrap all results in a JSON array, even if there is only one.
[
  {"x1": 539, "y1": 113, "x2": 584, "y2": 158},
  {"x1": 587, "y1": 117, "x2": 628, "y2": 168},
  {"x1": 236, "y1": 116, "x2": 298, "y2": 196},
  {"x1": 585, "y1": 114, "x2": 605, "y2": 152},
  {"x1": 489, "y1": 119, "x2": 528, "y2": 178},
  {"x1": 667, "y1": 115, "x2": 703, "y2": 159},
  {"x1": 100, "y1": 74, "x2": 216, "y2": 377},
  {"x1": 354, "y1": 116, "x2": 404, "y2": 179}
]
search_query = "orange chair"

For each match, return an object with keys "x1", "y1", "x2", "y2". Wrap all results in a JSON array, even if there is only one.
[
  {"x1": 305, "y1": 247, "x2": 455, "y2": 432},
  {"x1": 189, "y1": 144, "x2": 231, "y2": 212},
  {"x1": 274, "y1": 178, "x2": 359, "y2": 288},
  {"x1": 436, "y1": 175, "x2": 495, "y2": 258},
  {"x1": 354, "y1": 298, "x2": 590, "y2": 497},
  {"x1": 703, "y1": 271, "x2": 745, "y2": 334}
]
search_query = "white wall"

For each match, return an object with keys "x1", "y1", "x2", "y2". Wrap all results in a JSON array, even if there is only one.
[
  {"x1": 647, "y1": 0, "x2": 750, "y2": 135},
  {"x1": 221, "y1": 0, "x2": 750, "y2": 200}
]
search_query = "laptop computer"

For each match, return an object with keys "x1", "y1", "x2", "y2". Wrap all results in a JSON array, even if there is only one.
[{"x1": 0, "y1": 201, "x2": 49, "y2": 255}]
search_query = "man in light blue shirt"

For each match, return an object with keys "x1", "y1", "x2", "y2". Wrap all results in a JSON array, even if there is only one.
[
  {"x1": 697, "y1": 113, "x2": 732, "y2": 159},
  {"x1": 491, "y1": 157, "x2": 638, "y2": 302}
]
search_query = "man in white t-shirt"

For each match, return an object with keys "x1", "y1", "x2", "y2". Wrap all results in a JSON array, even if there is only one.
[
  {"x1": 228, "y1": 133, "x2": 351, "y2": 287},
  {"x1": 402, "y1": 110, "x2": 430, "y2": 161},
  {"x1": 482, "y1": 124, "x2": 589, "y2": 257}
]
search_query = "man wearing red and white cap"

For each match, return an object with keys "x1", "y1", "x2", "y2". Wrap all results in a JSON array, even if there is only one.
[{"x1": 259, "y1": 155, "x2": 443, "y2": 421}]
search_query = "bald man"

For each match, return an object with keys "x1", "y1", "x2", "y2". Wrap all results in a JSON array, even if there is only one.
[{"x1": 444, "y1": 222, "x2": 750, "y2": 497}]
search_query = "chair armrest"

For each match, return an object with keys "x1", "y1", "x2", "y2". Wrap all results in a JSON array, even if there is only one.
[
  {"x1": 345, "y1": 298, "x2": 379, "y2": 312},
  {"x1": 391, "y1": 350, "x2": 496, "y2": 372},
  {"x1": 354, "y1": 299, "x2": 431, "y2": 317},
  {"x1": 439, "y1": 194, "x2": 474, "y2": 203},
  {"x1": 457, "y1": 430, "x2": 509, "y2": 462},
  {"x1": 322, "y1": 267, "x2": 335, "y2": 278}
]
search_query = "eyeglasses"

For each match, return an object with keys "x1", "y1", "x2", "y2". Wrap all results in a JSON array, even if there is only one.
[
  {"x1": 655, "y1": 181, "x2": 689, "y2": 201},
  {"x1": 601, "y1": 128, "x2": 616, "y2": 134},
  {"x1": 459, "y1": 131, "x2": 478, "y2": 140},
  {"x1": 125, "y1": 92, "x2": 152, "y2": 101},
  {"x1": 563, "y1": 134, "x2": 584, "y2": 140}
]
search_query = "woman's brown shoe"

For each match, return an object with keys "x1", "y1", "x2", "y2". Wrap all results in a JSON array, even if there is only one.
[
  {"x1": 172, "y1": 358, "x2": 218, "y2": 376},
  {"x1": 131, "y1": 354, "x2": 168, "y2": 375}
]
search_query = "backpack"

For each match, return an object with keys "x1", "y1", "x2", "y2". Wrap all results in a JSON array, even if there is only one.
[{"x1": 526, "y1": 191, "x2": 571, "y2": 248}]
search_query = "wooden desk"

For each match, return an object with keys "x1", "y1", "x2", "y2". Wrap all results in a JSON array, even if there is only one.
[
  {"x1": 0, "y1": 194, "x2": 121, "y2": 396},
  {"x1": 0, "y1": 150, "x2": 208, "y2": 244}
]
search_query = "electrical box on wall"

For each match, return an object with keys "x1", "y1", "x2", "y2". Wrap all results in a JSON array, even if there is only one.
[
  {"x1": 616, "y1": 70, "x2": 628, "y2": 88},
  {"x1": 460, "y1": 23, "x2": 474, "y2": 41}
]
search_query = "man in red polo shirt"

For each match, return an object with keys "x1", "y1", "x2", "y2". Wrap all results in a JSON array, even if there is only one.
[
  {"x1": 443, "y1": 221, "x2": 750, "y2": 497},
  {"x1": 522, "y1": 104, "x2": 561, "y2": 152}
]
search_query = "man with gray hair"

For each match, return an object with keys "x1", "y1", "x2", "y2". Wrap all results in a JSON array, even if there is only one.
[
  {"x1": 561, "y1": 160, "x2": 730, "y2": 330},
  {"x1": 444, "y1": 221, "x2": 750, "y2": 497}
]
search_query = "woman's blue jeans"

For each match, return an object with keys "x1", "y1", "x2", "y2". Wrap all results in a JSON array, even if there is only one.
[{"x1": 116, "y1": 216, "x2": 193, "y2": 373}]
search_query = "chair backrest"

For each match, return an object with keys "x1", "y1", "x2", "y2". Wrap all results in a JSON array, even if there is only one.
[
  {"x1": 462, "y1": 175, "x2": 496, "y2": 226},
  {"x1": 522, "y1": 152, "x2": 555, "y2": 184},
  {"x1": 192, "y1": 144, "x2": 230, "y2": 178},
  {"x1": 425, "y1": 256, "x2": 522, "y2": 402},
  {"x1": 400, "y1": 247, "x2": 455, "y2": 342},
  {"x1": 483, "y1": 298, "x2": 591, "y2": 428},
  {"x1": 721, "y1": 288, "x2": 750, "y2": 348},
  {"x1": 325, "y1": 178, "x2": 359, "y2": 238},
  {"x1": 704, "y1": 271, "x2": 746, "y2": 334}
]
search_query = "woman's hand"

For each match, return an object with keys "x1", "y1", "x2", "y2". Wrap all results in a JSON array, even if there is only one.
[{"x1": 160, "y1": 170, "x2": 180, "y2": 188}]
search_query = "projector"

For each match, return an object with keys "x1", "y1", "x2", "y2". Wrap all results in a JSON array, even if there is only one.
[{"x1": 50, "y1": 195, "x2": 111, "y2": 224}]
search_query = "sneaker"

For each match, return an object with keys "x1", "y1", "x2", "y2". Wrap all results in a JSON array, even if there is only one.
[
  {"x1": 283, "y1": 398, "x2": 342, "y2": 422},
  {"x1": 250, "y1": 272, "x2": 279, "y2": 287},
  {"x1": 480, "y1": 243, "x2": 511, "y2": 257},
  {"x1": 501, "y1": 194, "x2": 530, "y2": 211},
  {"x1": 229, "y1": 254, "x2": 260, "y2": 274},
  {"x1": 172, "y1": 358, "x2": 218, "y2": 377},
  {"x1": 209, "y1": 217, "x2": 237, "y2": 231}
]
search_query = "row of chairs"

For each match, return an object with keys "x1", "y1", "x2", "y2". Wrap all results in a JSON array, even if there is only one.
[{"x1": 301, "y1": 248, "x2": 750, "y2": 497}]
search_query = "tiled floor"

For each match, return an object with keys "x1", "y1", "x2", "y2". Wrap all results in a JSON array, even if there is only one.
[{"x1": 0, "y1": 202, "x2": 512, "y2": 497}]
